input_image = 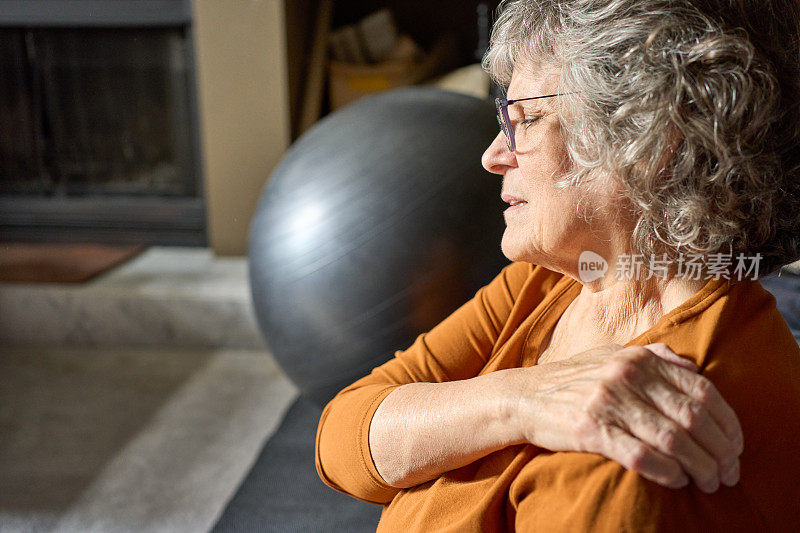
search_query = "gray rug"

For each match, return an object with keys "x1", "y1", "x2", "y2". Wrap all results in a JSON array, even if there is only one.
[{"x1": 0, "y1": 345, "x2": 297, "y2": 533}]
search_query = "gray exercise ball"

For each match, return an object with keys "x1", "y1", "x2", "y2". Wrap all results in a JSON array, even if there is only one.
[{"x1": 249, "y1": 87, "x2": 508, "y2": 406}]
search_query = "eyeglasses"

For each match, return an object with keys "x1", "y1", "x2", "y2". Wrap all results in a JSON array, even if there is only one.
[{"x1": 495, "y1": 93, "x2": 574, "y2": 152}]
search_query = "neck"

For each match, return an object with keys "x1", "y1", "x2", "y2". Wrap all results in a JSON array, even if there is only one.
[{"x1": 567, "y1": 273, "x2": 707, "y2": 344}]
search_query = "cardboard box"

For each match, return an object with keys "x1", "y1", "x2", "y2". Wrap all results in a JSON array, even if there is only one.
[{"x1": 328, "y1": 34, "x2": 458, "y2": 110}]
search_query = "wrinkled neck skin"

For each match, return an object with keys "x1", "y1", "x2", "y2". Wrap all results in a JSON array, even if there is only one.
[
  {"x1": 567, "y1": 270, "x2": 706, "y2": 346},
  {"x1": 554, "y1": 219, "x2": 707, "y2": 345},
  {"x1": 549, "y1": 174, "x2": 706, "y2": 345}
]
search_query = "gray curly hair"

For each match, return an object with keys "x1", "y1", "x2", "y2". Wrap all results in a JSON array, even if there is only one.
[{"x1": 483, "y1": 0, "x2": 800, "y2": 277}]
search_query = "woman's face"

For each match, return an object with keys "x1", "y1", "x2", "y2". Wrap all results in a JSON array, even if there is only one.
[{"x1": 482, "y1": 63, "x2": 616, "y2": 274}]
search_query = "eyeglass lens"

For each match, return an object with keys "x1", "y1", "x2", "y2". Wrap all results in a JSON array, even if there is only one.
[{"x1": 495, "y1": 99, "x2": 514, "y2": 152}]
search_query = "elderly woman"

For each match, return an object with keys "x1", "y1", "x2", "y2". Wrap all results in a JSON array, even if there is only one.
[{"x1": 316, "y1": 0, "x2": 800, "y2": 530}]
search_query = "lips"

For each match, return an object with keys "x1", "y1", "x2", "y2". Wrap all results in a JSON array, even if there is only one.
[{"x1": 501, "y1": 193, "x2": 528, "y2": 207}]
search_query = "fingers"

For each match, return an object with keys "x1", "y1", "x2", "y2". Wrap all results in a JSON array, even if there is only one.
[
  {"x1": 554, "y1": 343, "x2": 744, "y2": 493},
  {"x1": 638, "y1": 343, "x2": 743, "y2": 489},
  {"x1": 606, "y1": 344, "x2": 743, "y2": 491},
  {"x1": 619, "y1": 396, "x2": 723, "y2": 493},
  {"x1": 644, "y1": 343, "x2": 698, "y2": 371},
  {"x1": 643, "y1": 379, "x2": 741, "y2": 487},
  {"x1": 653, "y1": 354, "x2": 744, "y2": 447},
  {"x1": 597, "y1": 423, "x2": 689, "y2": 489}
]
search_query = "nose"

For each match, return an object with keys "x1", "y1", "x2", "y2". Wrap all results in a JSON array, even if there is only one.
[{"x1": 482, "y1": 131, "x2": 516, "y2": 175}]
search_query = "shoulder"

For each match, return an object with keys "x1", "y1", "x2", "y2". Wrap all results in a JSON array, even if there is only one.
[
  {"x1": 699, "y1": 280, "x2": 800, "y2": 416},
  {"x1": 657, "y1": 279, "x2": 800, "y2": 404},
  {"x1": 691, "y1": 280, "x2": 800, "y2": 525}
]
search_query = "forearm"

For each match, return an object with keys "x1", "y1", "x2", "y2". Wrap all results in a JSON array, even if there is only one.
[{"x1": 368, "y1": 369, "x2": 526, "y2": 488}]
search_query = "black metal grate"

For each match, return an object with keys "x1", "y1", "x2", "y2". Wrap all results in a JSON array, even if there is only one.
[
  {"x1": 0, "y1": 0, "x2": 205, "y2": 246},
  {"x1": 0, "y1": 27, "x2": 195, "y2": 198}
]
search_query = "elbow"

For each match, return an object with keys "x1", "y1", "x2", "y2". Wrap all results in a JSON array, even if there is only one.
[
  {"x1": 314, "y1": 439, "x2": 344, "y2": 493},
  {"x1": 314, "y1": 408, "x2": 348, "y2": 492},
  {"x1": 315, "y1": 403, "x2": 401, "y2": 505},
  {"x1": 315, "y1": 437, "x2": 399, "y2": 505}
]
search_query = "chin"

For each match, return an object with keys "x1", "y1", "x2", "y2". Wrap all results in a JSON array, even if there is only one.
[
  {"x1": 500, "y1": 233, "x2": 532, "y2": 264},
  {"x1": 501, "y1": 233, "x2": 564, "y2": 271}
]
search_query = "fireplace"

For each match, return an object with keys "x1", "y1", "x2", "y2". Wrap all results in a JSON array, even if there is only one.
[{"x1": 0, "y1": 1, "x2": 205, "y2": 245}]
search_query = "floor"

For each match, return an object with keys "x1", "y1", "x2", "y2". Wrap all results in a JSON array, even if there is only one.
[
  {"x1": 0, "y1": 248, "x2": 299, "y2": 532},
  {"x1": 0, "y1": 247, "x2": 265, "y2": 349}
]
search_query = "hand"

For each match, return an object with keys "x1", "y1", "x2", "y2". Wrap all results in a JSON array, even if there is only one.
[{"x1": 512, "y1": 343, "x2": 744, "y2": 492}]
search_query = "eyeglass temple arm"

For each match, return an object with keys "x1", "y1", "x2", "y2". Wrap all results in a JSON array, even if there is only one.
[{"x1": 505, "y1": 91, "x2": 579, "y2": 105}]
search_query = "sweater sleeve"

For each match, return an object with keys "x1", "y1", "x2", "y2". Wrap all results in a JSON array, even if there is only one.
[{"x1": 315, "y1": 261, "x2": 534, "y2": 504}]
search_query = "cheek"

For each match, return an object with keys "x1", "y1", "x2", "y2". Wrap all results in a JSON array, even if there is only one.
[
  {"x1": 539, "y1": 121, "x2": 571, "y2": 174},
  {"x1": 518, "y1": 135, "x2": 571, "y2": 187},
  {"x1": 513, "y1": 182, "x2": 585, "y2": 244}
]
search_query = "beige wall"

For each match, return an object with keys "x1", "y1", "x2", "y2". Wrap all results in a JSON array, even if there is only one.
[{"x1": 192, "y1": 0, "x2": 290, "y2": 255}]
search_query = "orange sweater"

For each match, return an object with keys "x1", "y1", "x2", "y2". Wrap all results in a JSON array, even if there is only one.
[{"x1": 315, "y1": 262, "x2": 800, "y2": 531}]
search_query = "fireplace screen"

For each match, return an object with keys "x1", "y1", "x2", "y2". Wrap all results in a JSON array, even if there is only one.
[
  {"x1": 1, "y1": 27, "x2": 195, "y2": 197},
  {"x1": 0, "y1": 14, "x2": 203, "y2": 246}
]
